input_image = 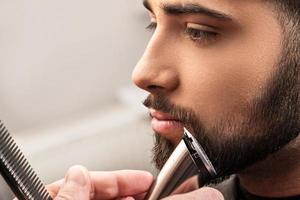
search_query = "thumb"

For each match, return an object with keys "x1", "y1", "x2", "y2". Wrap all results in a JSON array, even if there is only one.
[{"x1": 54, "y1": 166, "x2": 92, "y2": 200}]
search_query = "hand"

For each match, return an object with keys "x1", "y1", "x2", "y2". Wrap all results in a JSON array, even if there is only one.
[
  {"x1": 164, "y1": 176, "x2": 224, "y2": 200},
  {"x1": 47, "y1": 165, "x2": 153, "y2": 200},
  {"x1": 47, "y1": 166, "x2": 223, "y2": 200},
  {"x1": 162, "y1": 187, "x2": 224, "y2": 200}
]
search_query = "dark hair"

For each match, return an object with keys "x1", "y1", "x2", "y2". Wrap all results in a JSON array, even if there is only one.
[
  {"x1": 271, "y1": 1, "x2": 300, "y2": 40},
  {"x1": 270, "y1": 1, "x2": 300, "y2": 64},
  {"x1": 273, "y1": 1, "x2": 300, "y2": 21}
]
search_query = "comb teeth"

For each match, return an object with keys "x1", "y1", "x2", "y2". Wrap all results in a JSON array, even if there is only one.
[{"x1": 0, "y1": 121, "x2": 52, "y2": 200}]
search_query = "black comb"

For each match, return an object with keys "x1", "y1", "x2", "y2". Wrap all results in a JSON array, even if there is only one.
[{"x1": 0, "y1": 121, "x2": 52, "y2": 200}]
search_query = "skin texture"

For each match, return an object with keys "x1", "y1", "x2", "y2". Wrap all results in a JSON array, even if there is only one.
[{"x1": 133, "y1": 0, "x2": 300, "y2": 197}]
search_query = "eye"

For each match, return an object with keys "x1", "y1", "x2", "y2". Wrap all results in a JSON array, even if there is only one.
[
  {"x1": 146, "y1": 22, "x2": 157, "y2": 31},
  {"x1": 185, "y1": 28, "x2": 217, "y2": 40},
  {"x1": 185, "y1": 23, "x2": 218, "y2": 43}
]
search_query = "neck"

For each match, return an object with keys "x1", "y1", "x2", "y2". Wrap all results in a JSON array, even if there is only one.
[{"x1": 238, "y1": 136, "x2": 300, "y2": 198}]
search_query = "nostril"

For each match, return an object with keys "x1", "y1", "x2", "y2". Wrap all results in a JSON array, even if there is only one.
[
  {"x1": 148, "y1": 85, "x2": 163, "y2": 90},
  {"x1": 147, "y1": 85, "x2": 165, "y2": 93}
]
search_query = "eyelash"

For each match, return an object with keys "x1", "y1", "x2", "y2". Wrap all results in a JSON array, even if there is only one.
[
  {"x1": 146, "y1": 22, "x2": 157, "y2": 30},
  {"x1": 185, "y1": 28, "x2": 217, "y2": 42},
  {"x1": 146, "y1": 22, "x2": 217, "y2": 43}
]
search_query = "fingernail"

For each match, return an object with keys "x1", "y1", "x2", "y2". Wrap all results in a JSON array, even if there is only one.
[{"x1": 65, "y1": 166, "x2": 88, "y2": 186}]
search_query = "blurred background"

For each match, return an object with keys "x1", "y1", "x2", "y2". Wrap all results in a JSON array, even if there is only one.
[{"x1": 0, "y1": 0, "x2": 154, "y2": 198}]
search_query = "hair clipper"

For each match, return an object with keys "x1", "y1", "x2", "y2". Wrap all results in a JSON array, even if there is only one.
[{"x1": 145, "y1": 128, "x2": 217, "y2": 200}]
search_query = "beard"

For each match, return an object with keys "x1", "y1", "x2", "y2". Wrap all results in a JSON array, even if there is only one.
[{"x1": 143, "y1": 40, "x2": 300, "y2": 182}]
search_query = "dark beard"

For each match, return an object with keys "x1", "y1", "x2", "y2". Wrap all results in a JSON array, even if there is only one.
[
  {"x1": 152, "y1": 134, "x2": 174, "y2": 170},
  {"x1": 144, "y1": 42, "x2": 300, "y2": 181}
]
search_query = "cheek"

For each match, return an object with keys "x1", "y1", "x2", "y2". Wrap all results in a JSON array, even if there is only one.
[
  {"x1": 167, "y1": 4, "x2": 282, "y2": 128},
  {"x1": 177, "y1": 58, "x2": 256, "y2": 125},
  {"x1": 175, "y1": 33, "x2": 281, "y2": 126}
]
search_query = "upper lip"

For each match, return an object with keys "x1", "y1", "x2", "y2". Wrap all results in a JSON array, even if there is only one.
[{"x1": 149, "y1": 109, "x2": 180, "y2": 121}]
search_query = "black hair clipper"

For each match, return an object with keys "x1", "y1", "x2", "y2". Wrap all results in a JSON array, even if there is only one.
[{"x1": 145, "y1": 128, "x2": 217, "y2": 200}]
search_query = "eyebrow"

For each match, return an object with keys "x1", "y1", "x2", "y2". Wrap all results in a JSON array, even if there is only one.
[
  {"x1": 143, "y1": 0, "x2": 152, "y2": 12},
  {"x1": 143, "y1": 0, "x2": 233, "y2": 21}
]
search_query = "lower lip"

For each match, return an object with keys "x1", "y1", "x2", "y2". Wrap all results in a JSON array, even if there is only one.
[{"x1": 151, "y1": 117, "x2": 184, "y2": 139}]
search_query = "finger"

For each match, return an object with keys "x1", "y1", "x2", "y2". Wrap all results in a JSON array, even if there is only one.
[
  {"x1": 118, "y1": 197, "x2": 135, "y2": 200},
  {"x1": 48, "y1": 169, "x2": 153, "y2": 200},
  {"x1": 47, "y1": 179, "x2": 64, "y2": 197},
  {"x1": 132, "y1": 192, "x2": 147, "y2": 200},
  {"x1": 90, "y1": 170, "x2": 153, "y2": 199},
  {"x1": 162, "y1": 187, "x2": 224, "y2": 200},
  {"x1": 54, "y1": 165, "x2": 92, "y2": 200}
]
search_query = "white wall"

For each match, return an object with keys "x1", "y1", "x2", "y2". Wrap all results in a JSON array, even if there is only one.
[{"x1": 0, "y1": 0, "x2": 151, "y2": 132}]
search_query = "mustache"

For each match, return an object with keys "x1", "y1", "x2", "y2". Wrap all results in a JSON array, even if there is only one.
[{"x1": 143, "y1": 95, "x2": 199, "y2": 130}]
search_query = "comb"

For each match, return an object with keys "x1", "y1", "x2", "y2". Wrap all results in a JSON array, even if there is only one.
[{"x1": 0, "y1": 121, "x2": 52, "y2": 200}]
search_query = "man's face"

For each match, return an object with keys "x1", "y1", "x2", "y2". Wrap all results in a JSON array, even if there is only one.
[{"x1": 132, "y1": 0, "x2": 299, "y2": 179}]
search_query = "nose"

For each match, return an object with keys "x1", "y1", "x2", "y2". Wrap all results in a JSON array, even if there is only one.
[{"x1": 132, "y1": 33, "x2": 179, "y2": 95}]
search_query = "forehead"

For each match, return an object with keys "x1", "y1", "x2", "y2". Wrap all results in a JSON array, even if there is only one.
[
  {"x1": 146, "y1": 0, "x2": 263, "y2": 8},
  {"x1": 144, "y1": 0, "x2": 270, "y2": 20}
]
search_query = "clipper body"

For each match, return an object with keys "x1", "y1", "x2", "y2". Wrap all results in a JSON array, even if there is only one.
[{"x1": 145, "y1": 128, "x2": 216, "y2": 200}]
